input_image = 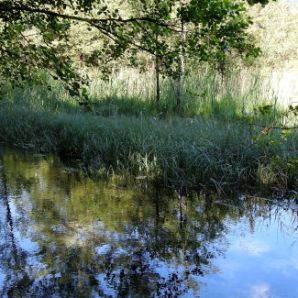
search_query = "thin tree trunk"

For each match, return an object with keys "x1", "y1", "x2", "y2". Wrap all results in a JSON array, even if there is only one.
[
  {"x1": 155, "y1": 25, "x2": 161, "y2": 104},
  {"x1": 155, "y1": 56, "x2": 161, "y2": 103},
  {"x1": 176, "y1": 21, "x2": 186, "y2": 112}
]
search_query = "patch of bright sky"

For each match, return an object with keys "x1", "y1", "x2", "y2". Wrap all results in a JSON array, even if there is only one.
[{"x1": 191, "y1": 208, "x2": 298, "y2": 298}]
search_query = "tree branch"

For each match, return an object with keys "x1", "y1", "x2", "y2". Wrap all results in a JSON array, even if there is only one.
[{"x1": 0, "y1": 4, "x2": 172, "y2": 28}]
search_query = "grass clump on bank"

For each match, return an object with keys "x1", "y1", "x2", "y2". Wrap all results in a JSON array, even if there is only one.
[{"x1": 0, "y1": 94, "x2": 297, "y2": 192}]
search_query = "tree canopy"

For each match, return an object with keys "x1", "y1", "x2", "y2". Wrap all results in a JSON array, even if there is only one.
[{"x1": 0, "y1": 0, "x2": 274, "y2": 97}]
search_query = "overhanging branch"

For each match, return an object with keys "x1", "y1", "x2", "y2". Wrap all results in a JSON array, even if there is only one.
[{"x1": 0, "y1": 4, "x2": 172, "y2": 28}]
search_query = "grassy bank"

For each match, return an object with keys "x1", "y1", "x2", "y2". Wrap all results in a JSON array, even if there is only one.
[
  {"x1": 0, "y1": 95, "x2": 297, "y2": 192},
  {"x1": 1, "y1": 68, "x2": 298, "y2": 192}
]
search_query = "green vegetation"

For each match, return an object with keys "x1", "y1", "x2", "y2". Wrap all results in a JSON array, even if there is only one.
[
  {"x1": 1, "y1": 3, "x2": 298, "y2": 298},
  {"x1": 0, "y1": 0, "x2": 297, "y2": 193},
  {"x1": 0, "y1": 0, "x2": 273, "y2": 104},
  {"x1": 0, "y1": 69, "x2": 297, "y2": 192}
]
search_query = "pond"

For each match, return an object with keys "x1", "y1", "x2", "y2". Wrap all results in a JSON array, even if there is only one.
[{"x1": 0, "y1": 148, "x2": 297, "y2": 297}]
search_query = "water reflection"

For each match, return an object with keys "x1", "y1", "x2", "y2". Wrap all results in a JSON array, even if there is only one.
[{"x1": 0, "y1": 148, "x2": 297, "y2": 297}]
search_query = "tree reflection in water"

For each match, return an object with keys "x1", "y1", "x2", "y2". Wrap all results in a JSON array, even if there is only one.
[{"x1": 0, "y1": 148, "x2": 297, "y2": 297}]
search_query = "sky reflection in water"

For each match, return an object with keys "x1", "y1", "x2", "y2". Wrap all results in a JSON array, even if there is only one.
[{"x1": 0, "y1": 148, "x2": 297, "y2": 297}]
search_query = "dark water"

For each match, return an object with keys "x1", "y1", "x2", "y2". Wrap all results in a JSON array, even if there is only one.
[{"x1": 0, "y1": 148, "x2": 298, "y2": 298}]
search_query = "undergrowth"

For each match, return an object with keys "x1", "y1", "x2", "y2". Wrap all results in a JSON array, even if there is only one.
[
  {"x1": 0, "y1": 69, "x2": 297, "y2": 193},
  {"x1": 0, "y1": 101, "x2": 297, "y2": 192}
]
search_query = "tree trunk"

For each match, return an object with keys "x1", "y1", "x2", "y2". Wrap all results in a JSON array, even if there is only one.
[
  {"x1": 176, "y1": 21, "x2": 186, "y2": 112},
  {"x1": 155, "y1": 56, "x2": 161, "y2": 103}
]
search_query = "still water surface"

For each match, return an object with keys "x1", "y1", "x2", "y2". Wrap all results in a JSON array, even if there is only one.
[{"x1": 0, "y1": 148, "x2": 297, "y2": 297}]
